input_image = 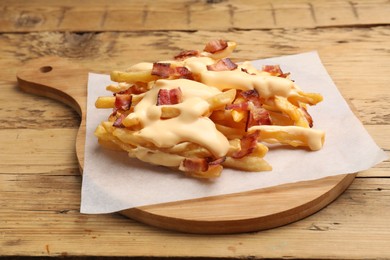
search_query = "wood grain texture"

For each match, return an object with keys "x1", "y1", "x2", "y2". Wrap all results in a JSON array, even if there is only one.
[
  {"x1": 0, "y1": 0, "x2": 390, "y2": 32},
  {"x1": 0, "y1": 0, "x2": 389, "y2": 256}
]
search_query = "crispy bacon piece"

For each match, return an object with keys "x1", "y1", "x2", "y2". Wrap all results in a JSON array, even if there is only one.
[
  {"x1": 246, "y1": 107, "x2": 271, "y2": 131},
  {"x1": 113, "y1": 114, "x2": 126, "y2": 128},
  {"x1": 232, "y1": 131, "x2": 260, "y2": 159},
  {"x1": 114, "y1": 93, "x2": 132, "y2": 111},
  {"x1": 181, "y1": 156, "x2": 226, "y2": 173},
  {"x1": 300, "y1": 107, "x2": 313, "y2": 128},
  {"x1": 174, "y1": 66, "x2": 194, "y2": 80},
  {"x1": 151, "y1": 62, "x2": 171, "y2": 78},
  {"x1": 156, "y1": 88, "x2": 183, "y2": 105},
  {"x1": 225, "y1": 102, "x2": 250, "y2": 111},
  {"x1": 182, "y1": 158, "x2": 209, "y2": 172},
  {"x1": 207, "y1": 58, "x2": 238, "y2": 71},
  {"x1": 262, "y1": 65, "x2": 290, "y2": 78},
  {"x1": 240, "y1": 90, "x2": 271, "y2": 130},
  {"x1": 225, "y1": 90, "x2": 271, "y2": 131},
  {"x1": 174, "y1": 50, "x2": 200, "y2": 60},
  {"x1": 241, "y1": 90, "x2": 260, "y2": 105},
  {"x1": 204, "y1": 39, "x2": 228, "y2": 53},
  {"x1": 208, "y1": 156, "x2": 226, "y2": 165},
  {"x1": 151, "y1": 62, "x2": 194, "y2": 80}
]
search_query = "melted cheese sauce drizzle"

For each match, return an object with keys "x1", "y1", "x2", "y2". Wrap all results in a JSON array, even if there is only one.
[
  {"x1": 129, "y1": 79, "x2": 230, "y2": 158},
  {"x1": 124, "y1": 55, "x2": 322, "y2": 160}
]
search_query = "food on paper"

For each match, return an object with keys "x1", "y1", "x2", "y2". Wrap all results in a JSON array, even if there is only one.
[{"x1": 94, "y1": 40, "x2": 325, "y2": 178}]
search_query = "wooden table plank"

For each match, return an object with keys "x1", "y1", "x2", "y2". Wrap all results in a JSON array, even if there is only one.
[
  {"x1": 1, "y1": 0, "x2": 390, "y2": 32},
  {"x1": 1, "y1": 177, "x2": 389, "y2": 258}
]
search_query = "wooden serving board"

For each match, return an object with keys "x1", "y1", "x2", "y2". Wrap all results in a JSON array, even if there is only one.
[{"x1": 16, "y1": 56, "x2": 356, "y2": 234}]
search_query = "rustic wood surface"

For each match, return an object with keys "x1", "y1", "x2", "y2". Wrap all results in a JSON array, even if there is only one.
[{"x1": 0, "y1": 0, "x2": 389, "y2": 258}]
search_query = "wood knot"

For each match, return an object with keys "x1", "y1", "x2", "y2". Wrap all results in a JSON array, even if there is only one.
[{"x1": 15, "y1": 12, "x2": 44, "y2": 28}]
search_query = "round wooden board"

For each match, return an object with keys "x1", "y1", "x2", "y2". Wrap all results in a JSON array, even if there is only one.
[{"x1": 16, "y1": 56, "x2": 356, "y2": 234}]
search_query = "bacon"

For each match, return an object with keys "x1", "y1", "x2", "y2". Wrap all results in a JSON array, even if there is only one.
[
  {"x1": 232, "y1": 131, "x2": 260, "y2": 159},
  {"x1": 225, "y1": 90, "x2": 271, "y2": 130},
  {"x1": 151, "y1": 62, "x2": 171, "y2": 78},
  {"x1": 207, "y1": 58, "x2": 238, "y2": 71},
  {"x1": 300, "y1": 107, "x2": 313, "y2": 128},
  {"x1": 113, "y1": 114, "x2": 126, "y2": 128},
  {"x1": 114, "y1": 93, "x2": 132, "y2": 111},
  {"x1": 182, "y1": 158, "x2": 209, "y2": 172},
  {"x1": 208, "y1": 156, "x2": 226, "y2": 166},
  {"x1": 246, "y1": 107, "x2": 271, "y2": 131},
  {"x1": 241, "y1": 90, "x2": 260, "y2": 104},
  {"x1": 174, "y1": 66, "x2": 194, "y2": 80},
  {"x1": 204, "y1": 39, "x2": 228, "y2": 53},
  {"x1": 181, "y1": 156, "x2": 226, "y2": 173},
  {"x1": 151, "y1": 62, "x2": 194, "y2": 80},
  {"x1": 174, "y1": 50, "x2": 200, "y2": 60},
  {"x1": 262, "y1": 64, "x2": 290, "y2": 78},
  {"x1": 225, "y1": 102, "x2": 250, "y2": 111},
  {"x1": 156, "y1": 88, "x2": 183, "y2": 105}
]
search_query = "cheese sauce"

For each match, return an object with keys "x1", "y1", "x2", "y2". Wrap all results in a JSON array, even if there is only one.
[
  {"x1": 129, "y1": 79, "x2": 230, "y2": 158},
  {"x1": 124, "y1": 55, "x2": 321, "y2": 158}
]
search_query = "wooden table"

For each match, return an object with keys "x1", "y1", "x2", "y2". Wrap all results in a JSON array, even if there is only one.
[{"x1": 1, "y1": 0, "x2": 389, "y2": 258}]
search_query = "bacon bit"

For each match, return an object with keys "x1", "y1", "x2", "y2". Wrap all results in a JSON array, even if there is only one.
[
  {"x1": 174, "y1": 66, "x2": 194, "y2": 80},
  {"x1": 232, "y1": 131, "x2": 260, "y2": 159},
  {"x1": 181, "y1": 156, "x2": 226, "y2": 173},
  {"x1": 151, "y1": 62, "x2": 194, "y2": 80},
  {"x1": 114, "y1": 93, "x2": 132, "y2": 111},
  {"x1": 204, "y1": 39, "x2": 228, "y2": 53},
  {"x1": 225, "y1": 102, "x2": 250, "y2": 111},
  {"x1": 262, "y1": 64, "x2": 290, "y2": 78},
  {"x1": 300, "y1": 107, "x2": 313, "y2": 127},
  {"x1": 225, "y1": 90, "x2": 271, "y2": 130},
  {"x1": 151, "y1": 62, "x2": 172, "y2": 78},
  {"x1": 174, "y1": 50, "x2": 200, "y2": 60},
  {"x1": 182, "y1": 158, "x2": 209, "y2": 172},
  {"x1": 240, "y1": 90, "x2": 259, "y2": 104},
  {"x1": 156, "y1": 88, "x2": 183, "y2": 105},
  {"x1": 246, "y1": 107, "x2": 271, "y2": 131},
  {"x1": 113, "y1": 114, "x2": 126, "y2": 128},
  {"x1": 208, "y1": 156, "x2": 226, "y2": 165},
  {"x1": 207, "y1": 58, "x2": 238, "y2": 71}
]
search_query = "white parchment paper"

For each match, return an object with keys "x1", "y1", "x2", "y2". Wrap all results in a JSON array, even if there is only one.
[{"x1": 81, "y1": 52, "x2": 388, "y2": 214}]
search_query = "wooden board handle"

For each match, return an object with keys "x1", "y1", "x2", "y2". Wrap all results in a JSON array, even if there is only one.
[{"x1": 16, "y1": 56, "x2": 89, "y2": 170}]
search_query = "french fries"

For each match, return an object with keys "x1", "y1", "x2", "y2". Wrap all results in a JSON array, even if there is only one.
[{"x1": 94, "y1": 40, "x2": 325, "y2": 178}]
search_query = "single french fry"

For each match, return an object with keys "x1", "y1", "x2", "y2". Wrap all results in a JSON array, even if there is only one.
[
  {"x1": 288, "y1": 91, "x2": 323, "y2": 106},
  {"x1": 223, "y1": 156, "x2": 272, "y2": 172},
  {"x1": 274, "y1": 96, "x2": 310, "y2": 128},
  {"x1": 110, "y1": 70, "x2": 158, "y2": 83},
  {"x1": 98, "y1": 139, "x2": 122, "y2": 151},
  {"x1": 161, "y1": 107, "x2": 181, "y2": 119},
  {"x1": 268, "y1": 111, "x2": 294, "y2": 126},
  {"x1": 184, "y1": 164, "x2": 223, "y2": 179},
  {"x1": 207, "y1": 89, "x2": 236, "y2": 110},
  {"x1": 106, "y1": 83, "x2": 131, "y2": 93},
  {"x1": 231, "y1": 110, "x2": 246, "y2": 122},
  {"x1": 95, "y1": 96, "x2": 115, "y2": 108},
  {"x1": 249, "y1": 125, "x2": 325, "y2": 151}
]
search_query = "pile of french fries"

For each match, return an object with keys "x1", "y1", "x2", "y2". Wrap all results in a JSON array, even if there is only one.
[{"x1": 94, "y1": 40, "x2": 325, "y2": 178}]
